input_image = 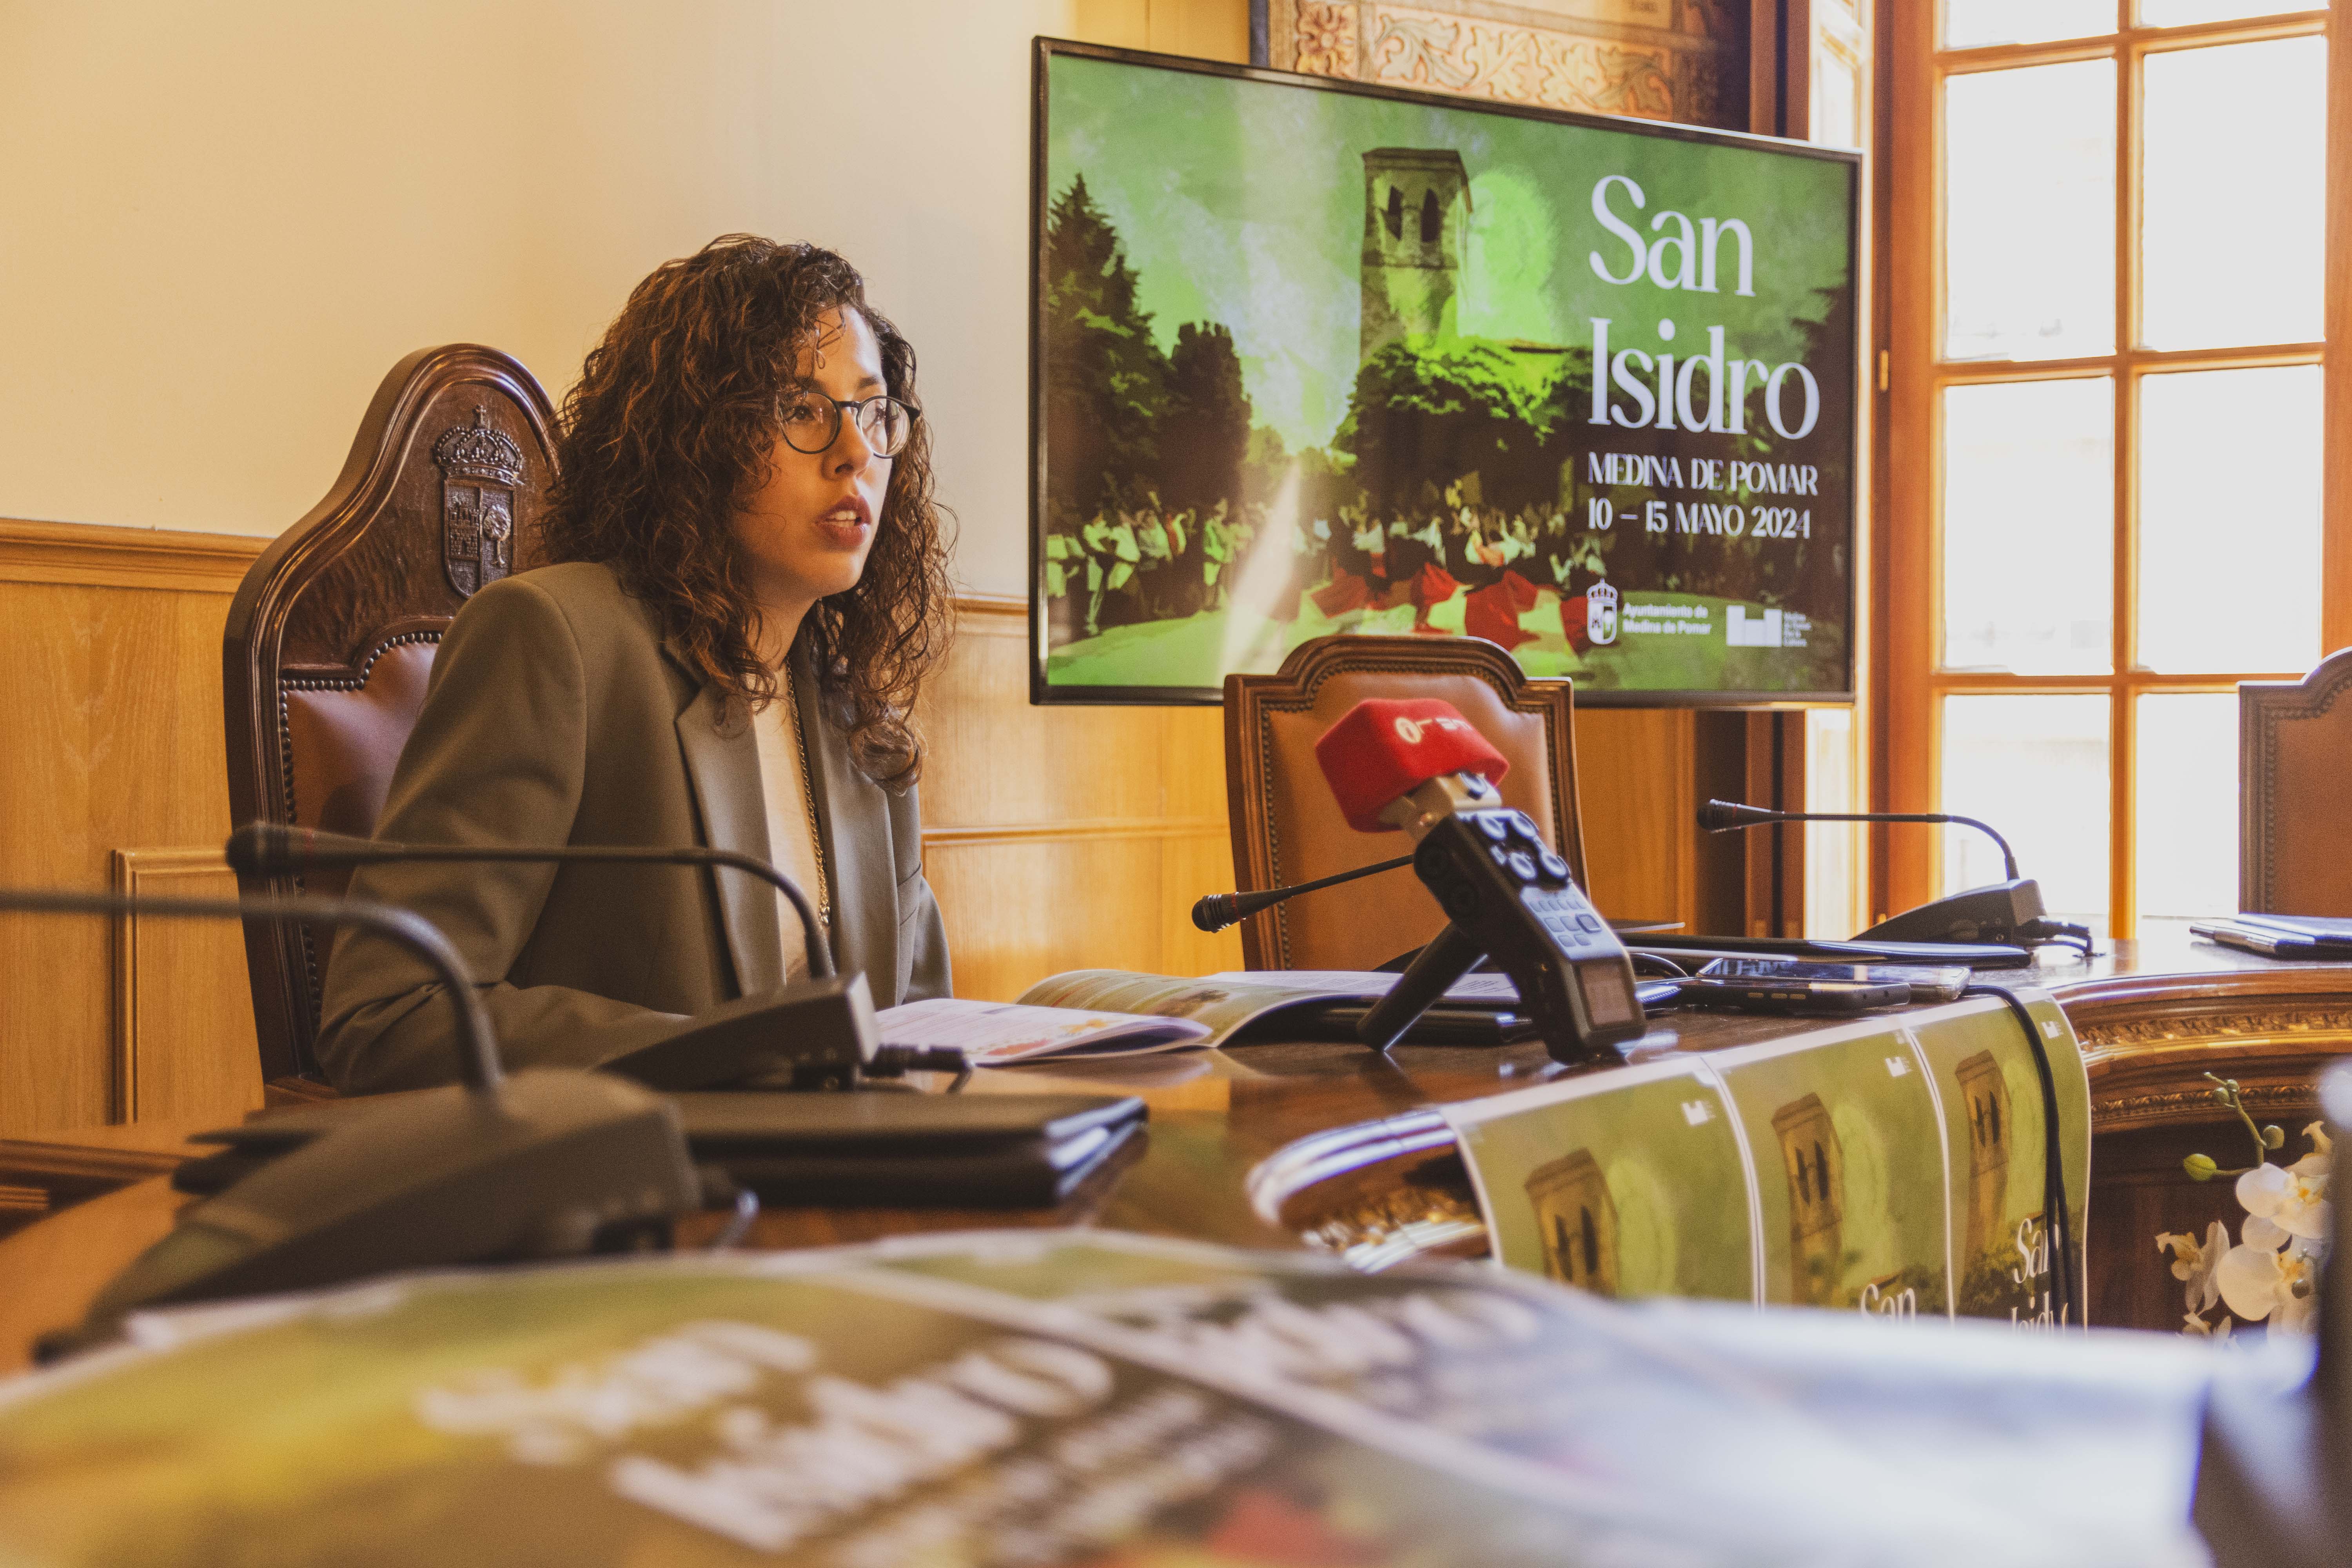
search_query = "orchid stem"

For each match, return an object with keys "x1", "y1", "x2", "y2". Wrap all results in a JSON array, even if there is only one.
[{"x1": 2202, "y1": 1073, "x2": 2269, "y2": 1165}]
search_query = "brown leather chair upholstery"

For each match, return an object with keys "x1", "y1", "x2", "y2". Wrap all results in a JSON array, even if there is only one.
[
  {"x1": 2241, "y1": 648, "x2": 2352, "y2": 915},
  {"x1": 1223, "y1": 635, "x2": 1589, "y2": 972},
  {"x1": 224, "y1": 345, "x2": 559, "y2": 1082}
]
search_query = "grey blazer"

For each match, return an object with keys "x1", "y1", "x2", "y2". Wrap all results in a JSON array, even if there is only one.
[{"x1": 316, "y1": 561, "x2": 951, "y2": 1094}]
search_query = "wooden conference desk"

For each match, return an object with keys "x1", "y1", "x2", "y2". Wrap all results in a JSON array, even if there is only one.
[{"x1": 4, "y1": 935, "x2": 2346, "y2": 1370}]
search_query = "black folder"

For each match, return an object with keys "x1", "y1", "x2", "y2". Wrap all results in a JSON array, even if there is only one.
[{"x1": 180, "y1": 1091, "x2": 1147, "y2": 1210}]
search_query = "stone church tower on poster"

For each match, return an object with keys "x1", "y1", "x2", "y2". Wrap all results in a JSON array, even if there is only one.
[{"x1": 1359, "y1": 148, "x2": 1471, "y2": 360}]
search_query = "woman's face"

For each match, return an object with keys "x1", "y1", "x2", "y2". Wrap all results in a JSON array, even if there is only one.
[{"x1": 732, "y1": 305, "x2": 893, "y2": 618}]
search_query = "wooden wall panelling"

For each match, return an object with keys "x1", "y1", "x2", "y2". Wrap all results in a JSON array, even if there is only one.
[
  {"x1": 1074, "y1": 0, "x2": 1252, "y2": 63},
  {"x1": 0, "y1": 522, "x2": 260, "y2": 1138},
  {"x1": 913, "y1": 597, "x2": 1244, "y2": 999},
  {"x1": 110, "y1": 848, "x2": 259, "y2": 1127},
  {"x1": 1573, "y1": 708, "x2": 1696, "y2": 929}
]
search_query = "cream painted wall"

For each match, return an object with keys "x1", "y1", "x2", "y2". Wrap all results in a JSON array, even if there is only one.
[{"x1": 0, "y1": 0, "x2": 1244, "y2": 594}]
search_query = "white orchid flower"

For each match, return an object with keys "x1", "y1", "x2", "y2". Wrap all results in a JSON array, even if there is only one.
[
  {"x1": 2183, "y1": 1311, "x2": 2234, "y2": 1341},
  {"x1": 2156, "y1": 1222, "x2": 2227, "y2": 1313},
  {"x1": 2235, "y1": 1156, "x2": 2332, "y2": 1243},
  {"x1": 2216, "y1": 1232, "x2": 2325, "y2": 1330}
]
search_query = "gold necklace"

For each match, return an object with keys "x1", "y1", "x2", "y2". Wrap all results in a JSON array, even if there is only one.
[{"x1": 784, "y1": 673, "x2": 833, "y2": 929}]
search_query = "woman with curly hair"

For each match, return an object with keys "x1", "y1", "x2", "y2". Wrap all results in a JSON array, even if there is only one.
[{"x1": 318, "y1": 236, "x2": 955, "y2": 1094}]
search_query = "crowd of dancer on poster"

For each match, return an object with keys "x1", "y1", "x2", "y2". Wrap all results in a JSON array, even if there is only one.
[{"x1": 1043, "y1": 490, "x2": 1617, "y2": 653}]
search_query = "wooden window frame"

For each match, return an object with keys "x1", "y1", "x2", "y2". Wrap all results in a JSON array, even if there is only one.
[{"x1": 1877, "y1": 1, "x2": 2348, "y2": 935}]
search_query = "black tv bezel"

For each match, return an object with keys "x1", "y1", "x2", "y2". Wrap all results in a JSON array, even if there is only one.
[{"x1": 1027, "y1": 36, "x2": 1864, "y2": 710}]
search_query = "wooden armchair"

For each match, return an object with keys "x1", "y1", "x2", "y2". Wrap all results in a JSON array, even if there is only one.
[
  {"x1": 1223, "y1": 635, "x2": 1588, "y2": 972},
  {"x1": 223, "y1": 346, "x2": 559, "y2": 1083},
  {"x1": 2240, "y1": 648, "x2": 2352, "y2": 916}
]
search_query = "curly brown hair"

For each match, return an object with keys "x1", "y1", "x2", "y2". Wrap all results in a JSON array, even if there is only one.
[{"x1": 543, "y1": 235, "x2": 953, "y2": 788}]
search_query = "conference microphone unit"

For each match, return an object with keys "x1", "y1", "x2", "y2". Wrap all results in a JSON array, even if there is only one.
[
  {"x1": 225, "y1": 823, "x2": 953, "y2": 1091},
  {"x1": 1695, "y1": 799, "x2": 2092, "y2": 955},
  {"x1": 1189, "y1": 854, "x2": 1414, "y2": 933},
  {"x1": 1313, "y1": 699, "x2": 1646, "y2": 1064},
  {"x1": 3, "y1": 885, "x2": 699, "y2": 1358}
]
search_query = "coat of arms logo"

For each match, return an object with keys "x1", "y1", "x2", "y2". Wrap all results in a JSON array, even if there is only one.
[
  {"x1": 1586, "y1": 579, "x2": 1619, "y2": 646},
  {"x1": 432, "y1": 405, "x2": 525, "y2": 598}
]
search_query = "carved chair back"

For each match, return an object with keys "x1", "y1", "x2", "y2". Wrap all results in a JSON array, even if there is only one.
[
  {"x1": 2241, "y1": 648, "x2": 2352, "y2": 915},
  {"x1": 225, "y1": 346, "x2": 559, "y2": 1082},
  {"x1": 1223, "y1": 635, "x2": 1589, "y2": 972}
]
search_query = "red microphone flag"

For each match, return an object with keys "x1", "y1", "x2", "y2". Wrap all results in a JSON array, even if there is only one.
[{"x1": 1314, "y1": 699, "x2": 1511, "y2": 833}]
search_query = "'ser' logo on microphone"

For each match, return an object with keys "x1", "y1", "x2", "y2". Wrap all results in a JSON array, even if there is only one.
[{"x1": 1392, "y1": 717, "x2": 1426, "y2": 744}]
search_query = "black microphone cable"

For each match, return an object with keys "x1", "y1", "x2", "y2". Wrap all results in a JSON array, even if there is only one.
[{"x1": 1963, "y1": 982, "x2": 2082, "y2": 1332}]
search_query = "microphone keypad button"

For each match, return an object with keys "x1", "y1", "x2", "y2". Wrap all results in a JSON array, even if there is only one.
[
  {"x1": 1577, "y1": 914, "x2": 1604, "y2": 933},
  {"x1": 1509, "y1": 812, "x2": 1542, "y2": 844},
  {"x1": 1475, "y1": 815, "x2": 1512, "y2": 843},
  {"x1": 1507, "y1": 851, "x2": 1538, "y2": 882},
  {"x1": 1537, "y1": 851, "x2": 1571, "y2": 884},
  {"x1": 1488, "y1": 845, "x2": 1514, "y2": 870}
]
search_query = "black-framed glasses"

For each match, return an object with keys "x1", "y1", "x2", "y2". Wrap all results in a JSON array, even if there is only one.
[{"x1": 777, "y1": 392, "x2": 918, "y2": 457}]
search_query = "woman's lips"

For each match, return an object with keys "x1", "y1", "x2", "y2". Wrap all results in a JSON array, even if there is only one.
[{"x1": 816, "y1": 496, "x2": 873, "y2": 546}]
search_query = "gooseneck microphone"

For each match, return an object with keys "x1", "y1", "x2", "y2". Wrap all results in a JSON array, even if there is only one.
[
  {"x1": 7, "y1": 884, "x2": 698, "y2": 1357},
  {"x1": 228, "y1": 822, "x2": 832, "y2": 979},
  {"x1": 1697, "y1": 799, "x2": 2020, "y2": 882},
  {"x1": 226, "y1": 822, "x2": 961, "y2": 1091},
  {"x1": 1190, "y1": 854, "x2": 1414, "y2": 933},
  {"x1": 0, "y1": 886, "x2": 500, "y2": 1090},
  {"x1": 1695, "y1": 799, "x2": 2089, "y2": 953}
]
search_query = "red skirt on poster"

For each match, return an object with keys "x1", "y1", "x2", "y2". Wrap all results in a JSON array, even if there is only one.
[
  {"x1": 1465, "y1": 581, "x2": 1537, "y2": 651},
  {"x1": 1311, "y1": 570, "x2": 1372, "y2": 617}
]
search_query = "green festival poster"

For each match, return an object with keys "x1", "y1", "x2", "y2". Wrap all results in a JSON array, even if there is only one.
[
  {"x1": 1035, "y1": 45, "x2": 1858, "y2": 701},
  {"x1": 1903, "y1": 998, "x2": 2092, "y2": 1327},
  {"x1": 1706, "y1": 1024, "x2": 1951, "y2": 1317},
  {"x1": 0, "y1": 1232, "x2": 2136, "y2": 1567},
  {"x1": 1437, "y1": 1058, "x2": 1757, "y2": 1303},
  {"x1": 0, "y1": 1257, "x2": 1605, "y2": 1568}
]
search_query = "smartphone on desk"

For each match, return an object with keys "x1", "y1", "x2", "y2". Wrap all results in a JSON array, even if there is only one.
[
  {"x1": 1676, "y1": 975, "x2": 1912, "y2": 1015},
  {"x1": 1694, "y1": 957, "x2": 1971, "y2": 1004}
]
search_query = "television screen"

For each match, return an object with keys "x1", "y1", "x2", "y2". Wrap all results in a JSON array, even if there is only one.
[{"x1": 1031, "y1": 40, "x2": 1860, "y2": 706}]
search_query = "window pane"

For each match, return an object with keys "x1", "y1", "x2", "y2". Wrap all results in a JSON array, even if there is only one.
[
  {"x1": 1812, "y1": 47, "x2": 1863, "y2": 150},
  {"x1": 1942, "y1": 378, "x2": 2113, "y2": 673},
  {"x1": 1803, "y1": 707, "x2": 1867, "y2": 938},
  {"x1": 2142, "y1": 37, "x2": 2327, "y2": 350},
  {"x1": 2135, "y1": 693, "x2": 2239, "y2": 933},
  {"x1": 2137, "y1": 365, "x2": 2321, "y2": 672},
  {"x1": 1941, "y1": 695, "x2": 2111, "y2": 931},
  {"x1": 1944, "y1": 0, "x2": 2114, "y2": 48},
  {"x1": 2140, "y1": 0, "x2": 2330, "y2": 25},
  {"x1": 1945, "y1": 62, "x2": 2116, "y2": 361}
]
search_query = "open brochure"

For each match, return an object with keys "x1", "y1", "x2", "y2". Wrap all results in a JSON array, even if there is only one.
[
  {"x1": 0, "y1": 1229, "x2": 2214, "y2": 1566},
  {"x1": 875, "y1": 997, "x2": 1210, "y2": 1065},
  {"x1": 964, "y1": 964, "x2": 1515, "y2": 1062}
]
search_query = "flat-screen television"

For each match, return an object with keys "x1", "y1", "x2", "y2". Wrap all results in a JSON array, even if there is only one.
[{"x1": 1030, "y1": 39, "x2": 1860, "y2": 707}]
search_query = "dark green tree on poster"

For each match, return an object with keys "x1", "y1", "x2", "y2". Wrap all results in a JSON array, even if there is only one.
[
  {"x1": 1160, "y1": 321, "x2": 1252, "y2": 515},
  {"x1": 1338, "y1": 340, "x2": 1585, "y2": 517},
  {"x1": 1043, "y1": 175, "x2": 1169, "y2": 520}
]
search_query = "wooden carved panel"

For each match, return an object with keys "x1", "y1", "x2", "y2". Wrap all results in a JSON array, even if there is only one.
[{"x1": 1267, "y1": 0, "x2": 1747, "y2": 130}]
